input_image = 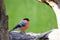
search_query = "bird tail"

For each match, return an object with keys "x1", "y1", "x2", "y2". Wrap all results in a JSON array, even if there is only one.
[{"x1": 9, "y1": 25, "x2": 21, "y2": 32}]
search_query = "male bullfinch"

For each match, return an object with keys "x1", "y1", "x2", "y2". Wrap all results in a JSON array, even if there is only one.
[{"x1": 10, "y1": 18, "x2": 30, "y2": 32}]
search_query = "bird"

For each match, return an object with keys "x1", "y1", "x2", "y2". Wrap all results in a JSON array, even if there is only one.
[{"x1": 10, "y1": 18, "x2": 30, "y2": 32}]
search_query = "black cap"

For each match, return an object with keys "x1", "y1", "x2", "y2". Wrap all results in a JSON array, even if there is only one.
[{"x1": 23, "y1": 18, "x2": 29, "y2": 21}]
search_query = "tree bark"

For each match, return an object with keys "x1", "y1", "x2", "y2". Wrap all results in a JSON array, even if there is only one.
[{"x1": 0, "y1": 0, "x2": 9, "y2": 40}]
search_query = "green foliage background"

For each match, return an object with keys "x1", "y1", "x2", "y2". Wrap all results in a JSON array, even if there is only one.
[{"x1": 5, "y1": 0, "x2": 57, "y2": 33}]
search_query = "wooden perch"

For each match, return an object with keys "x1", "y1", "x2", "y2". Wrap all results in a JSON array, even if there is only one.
[{"x1": 0, "y1": 0, "x2": 9, "y2": 40}]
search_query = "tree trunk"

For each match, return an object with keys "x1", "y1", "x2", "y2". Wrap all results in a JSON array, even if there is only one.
[{"x1": 0, "y1": 0, "x2": 9, "y2": 40}]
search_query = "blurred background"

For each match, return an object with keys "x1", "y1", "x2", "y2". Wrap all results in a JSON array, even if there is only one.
[{"x1": 5, "y1": 0, "x2": 57, "y2": 33}]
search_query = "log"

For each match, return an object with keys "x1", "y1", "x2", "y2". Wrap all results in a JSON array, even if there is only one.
[{"x1": 0, "y1": 0, "x2": 9, "y2": 40}]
